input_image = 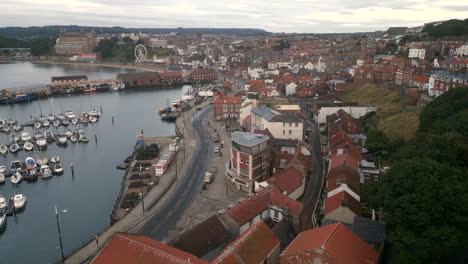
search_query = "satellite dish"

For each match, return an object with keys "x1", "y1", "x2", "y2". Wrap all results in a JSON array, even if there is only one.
[{"x1": 134, "y1": 44, "x2": 147, "y2": 62}]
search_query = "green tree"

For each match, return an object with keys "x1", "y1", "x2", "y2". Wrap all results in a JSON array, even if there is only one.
[
  {"x1": 122, "y1": 36, "x2": 133, "y2": 45},
  {"x1": 378, "y1": 159, "x2": 468, "y2": 263}
]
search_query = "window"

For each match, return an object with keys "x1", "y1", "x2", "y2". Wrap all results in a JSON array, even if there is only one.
[
  {"x1": 289, "y1": 122, "x2": 292, "y2": 126},
  {"x1": 283, "y1": 130, "x2": 285, "y2": 135},
  {"x1": 289, "y1": 130, "x2": 292, "y2": 135},
  {"x1": 295, "y1": 122, "x2": 298, "y2": 127}
]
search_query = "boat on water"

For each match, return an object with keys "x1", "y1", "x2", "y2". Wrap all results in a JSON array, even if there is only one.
[
  {"x1": 21, "y1": 131, "x2": 31, "y2": 141},
  {"x1": 64, "y1": 130, "x2": 73, "y2": 138},
  {"x1": 83, "y1": 87, "x2": 96, "y2": 93},
  {"x1": 0, "y1": 165, "x2": 5, "y2": 174},
  {"x1": 40, "y1": 165, "x2": 52, "y2": 179},
  {"x1": 33, "y1": 132, "x2": 42, "y2": 140},
  {"x1": 80, "y1": 114, "x2": 89, "y2": 124},
  {"x1": 79, "y1": 134, "x2": 89, "y2": 143},
  {"x1": 23, "y1": 141, "x2": 34, "y2": 151},
  {"x1": 13, "y1": 194, "x2": 26, "y2": 210},
  {"x1": 0, "y1": 212, "x2": 5, "y2": 230},
  {"x1": 0, "y1": 145, "x2": 7, "y2": 154},
  {"x1": 89, "y1": 116, "x2": 97, "y2": 123},
  {"x1": 34, "y1": 122, "x2": 41, "y2": 130},
  {"x1": 36, "y1": 156, "x2": 48, "y2": 166},
  {"x1": 10, "y1": 160, "x2": 22, "y2": 171},
  {"x1": 57, "y1": 114, "x2": 66, "y2": 121},
  {"x1": 71, "y1": 118, "x2": 79, "y2": 125},
  {"x1": 52, "y1": 164, "x2": 64, "y2": 175},
  {"x1": 25, "y1": 157, "x2": 37, "y2": 169},
  {"x1": 11, "y1": 135, "x2": 20, "y2": 143},
  {"x1": 0, "y1": 196, "x2": 7, "y2": 212},
  {"x1": 50, "y1": 155, "x2": 60, "y2": 164},
  {"x1": 52, "y1": 120, "x2": 60, "y2": 128},
  {"x1": 62, "y1": 120, "x2": 69, "y2": 126},
  {"x1": 36, "y1": 137, "x2": 47, "y2": 150},
  {"x1": 44, "y1": 131, "x2": 55, "y2": 142},
  {"x1": 2, "y1": 126, "x2": 11, "y2": 133},
  {"x1": 10, "y1": 172, "x2": 22, "y2": 184},
  {"x1": 70, "y1": 134, "x2": 78, "y2": 143},
  {"x1": 42, "y1": 120, "x2": 50, "y2": 128},
  {"x1": 9, "y1": 143, "x2": 20, "y2": 153},
  {"x1": 13, "y1": 124, "x2": 22, "y2": 132},
  {"x1": 47, "y1": 114, "x2": 55, "y2": 122},
  {"x1": 56, "y1": 136, "x2": 68, "y2": 146},
  {"x1": 89, "y1": 110, "x2": 100, "y2": 118},
  {"x1": 0, "y1": 90, "x2": 38, "y2": 105},
  {"x1": 0, "y1": 174, "x2": 5, "y2": 184},
  {"x1": 65, "y1": 110, "x2": 75, "y2": 119},
  {"x1": 25, "y1": 167, "x2": 39, "y2": 182}
]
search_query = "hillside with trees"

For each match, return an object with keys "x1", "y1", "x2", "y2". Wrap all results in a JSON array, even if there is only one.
[
  {"x1": 0, "y1": 36, "x2": 56, "y2": 56},
  {"x1": 422, "y1": 19, "x2": 468, "y2": 38},
  {"x1": 363, "y1": 87, "x2": 468, "y2": 263}
]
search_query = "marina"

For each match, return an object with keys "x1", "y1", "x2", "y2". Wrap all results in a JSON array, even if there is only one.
[{"x1": 0, "y1": 62, "x2": 188, "y2": 264}]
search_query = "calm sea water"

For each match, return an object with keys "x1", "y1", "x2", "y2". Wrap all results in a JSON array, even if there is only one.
[{"x1": 0, "y1": 62, "x2": 185, "y2": 263}]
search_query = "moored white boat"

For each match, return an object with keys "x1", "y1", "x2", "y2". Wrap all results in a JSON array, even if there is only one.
[
  {"x1": 50, "y1": 155, "x2": 60, "y2": 164},
  {"x1": 36, "y1": 156, "x2": 48, "y2": 166},
  {"x1": 10, "y1": 160, "x2": 22, "y2": 171},
  {"x1": 57, "y1": 136, "x2": 67, "y2": 146},
  {"x1": 10, "y1": 172, "x2": 22, "y2": 184},
  {"x1": 52, "y1": 164, "x2": 64, "y2": 175},
  {"x1": 21, "y1": 131, "x2": 31, "y2": 141},
  {"x1": 9, "y1": 143, "x2": 20, "y2": 153},
  {"x1": 71, "y1": 118, "x2": 79, "y2": 125},
  {"x1": 45, "y1": 131, "x2": 55, "y2": 142},
  {"x1": 0, "y1": 165, "x2": 5, "y2": 173},
  {"x1": 79, "y1": 134, "x2": 89, "y2": 143},
  {"x1": 65, "y1": 110, "x2": 75, "y2": 119},
  {"x1": 64, "y1": 130, "x2": 73, "y2": 138},
  {"x1": 34, "y1": 122, "x2": 41, "y2": 130},
  {"x1": 0, "y1": 174, "x2": 5, "y2": 184},
  {"x1": 47, "y1": 114, "x2": 55, "y2": 122},
  {"x1": 13, "y1": 194, "x2": 26, "y2": 210},
  {"x1": 36, "y1": 137, "x2": 47, "y2": 150},
  {"x1": 0, "y1": 145, "x2": 7, "y2": 154},
  {"x1": 52, "y1": 120, "x2": 60, "y2": 127},
  {"x1": 0, "y1": 212, "x2": 5, "y2": 229},
  {"x1": 40, "y1": 165, "x2": 52, "y2": 179},
  {"x1": 70, "y1": 134, "x2": 78, "y2": 143},
  {"x1": 42, "y1": 120, "x2": 50, "y2": 127},
  {"x1": 23, "y1": 141, "x2": 34, "y2": 151},
  {"x1": 0, "y1": 196, "x2": 7, "y2": 211},
  {"x1": 89, "y1": 116, "x2": 97, "y2": 123},
  {"x1": 25, "y1": 157, "x2": 37, "y2": 169},
  {"x1": 13, "y1": 124, "x2": 22, "y2": 132}
]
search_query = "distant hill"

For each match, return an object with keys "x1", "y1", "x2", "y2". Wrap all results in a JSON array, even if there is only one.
[
  {"x1": 422, "y1": 19, "x2": 468, "y2": 38},
  {"x1": 0, "y1": 25, "x2": 269, "y2": 39}
]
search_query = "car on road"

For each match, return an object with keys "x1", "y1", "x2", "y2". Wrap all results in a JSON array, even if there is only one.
[
  {"x1": 213, "y1": 136, "x2": 220, "y2": 143},
  {"x1": 197, "y1": 107, "x2": 202, "y2": 110},
  {"x1": 214, "y1": 147, "x2": 219, "y2": 153}
]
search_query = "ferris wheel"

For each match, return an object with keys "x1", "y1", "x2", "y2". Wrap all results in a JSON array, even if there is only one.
[{"x1": 134, "y1": 44, "x2": 147, "y2": 62}]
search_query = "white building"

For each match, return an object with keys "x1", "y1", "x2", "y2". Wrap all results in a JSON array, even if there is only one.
[
  {"x1": 456, "y1": 44, "x2": 468, "y2": 57},
  {"x1": 285, "y1": 82, "x2": 298, "y2": 96},
  {"x1": 316, "y1": 106, "x2": 378, "y2": 124},
  {"x1": 408, "y1": 48, "x2": 426, "y2": 60},
  {"x1": 251, "y1": 105, "x2": 304, "y2": 141},
  {"x1": 149, "y1": 38, "x2": 168, "y2": 48}
]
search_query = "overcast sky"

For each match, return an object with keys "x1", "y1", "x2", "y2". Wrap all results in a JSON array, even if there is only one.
[{"x1": 1, "y1": 0, "x2": 467, "y2": 33}]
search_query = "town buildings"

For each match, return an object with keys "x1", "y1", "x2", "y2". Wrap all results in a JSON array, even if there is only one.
[
  {"x1": 55, "y1": 32, "x2": 97, "y2": 54},
  {"x1": 213, "y1": 96, "x2": 241, "y2": 120}
]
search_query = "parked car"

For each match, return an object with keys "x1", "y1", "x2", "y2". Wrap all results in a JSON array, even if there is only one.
[
  {"x1": 213, "y1": 136, "x2": 220, "y2": 143},
  {"x1": 214, "y1": 147, "x2": 219, "y2": 153}
]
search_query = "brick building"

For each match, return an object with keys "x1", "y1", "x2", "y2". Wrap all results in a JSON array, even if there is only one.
[
  {"x1": 191, "y1": 70, "x2": 217, "y2": 82},
  {"x1": 213, "y1": 96, "x2": 241, "y2": 120},
  {"x1": 55, "y1": 32, "x2": 97, "y2": 54}
]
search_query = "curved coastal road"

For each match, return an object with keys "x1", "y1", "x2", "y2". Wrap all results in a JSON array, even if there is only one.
[{"x1": 138, "y1": 106, "x2": 213, "y2": 241}]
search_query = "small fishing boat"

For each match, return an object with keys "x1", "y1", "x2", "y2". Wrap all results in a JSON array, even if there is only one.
[
  {"x1": 62, "y1": 120, "x2": 69, "y2": 126},
  {"x1": 79, "y1": 134, "x2": 89, "y2": 143},
  {"x1": 57, "y1": 136, "x2": 67, "y2": 146},
  {"x1": 34, "y1": 122, "x2": 41, "y2": 130},
  {"x1": 36, "y1": 137, "x2": 47, "y2": 150},
  {"x1": 89, "y1": 110, "x2": 100, "y2": 118},
  {"x1": 57, "y1": 114, "x2": 66, "y2": 121},
  {"x1": 36, "y1": 156, "x2": 48, "y2": 166},
  {"x1": 10, "y1": 160, "x2": 22, "y2": 172},
  {"x1": 2, "y1": 126, "x2": 11, "y2": 133},
  {"x1": 44, "y1": 131, "x2": 55, "y2": 142},
  {"x1": 65, "y1": 110, "x2": 75, "y2": 119},
  {"x1": 40, "y1": 165, "x2": 52, "y2": 179},
  {"x1": 50, "y1": 155, "x2": 60, "y2": 164},
  {"x1": 33, "y1": 132, "x2": 42, "y2": 140},
  {"x1": 23, "y1": 141, "x2": 34, "y2": 151},
  {"x1": 25, "y1": 157, "x2": 37, "y2": 169},
  {"x1": 70, "y1": 134, "x2": 78, "y2": 143},
  {"x1": 47, "y1": 114, "x2": 55, "y2": 122},
  {"x1": 52, "y1": 164, "x2": 64, "y2": 175},
  {"x1": 89, "y1": 116, "x2": 98, "y2": 123},
  {"x1": 83, "y1": 87, "x2": 96, "y2": 93},
  {"x1": 64, "y1": 130, "x2": 73, "y2": 138},
  {"x1": 13, "y1": 194, "x2": 26, "y2": 210},
  {"x1": 0, "y1": 196, "x2": 7, "y2": 211},
  {"x1": 25, "y1": 168, "x2": 39, "y2": 182},
  {"x1": 12, "y1": 124, "x2": 22, "y2": 132},
  {"x1": 0, "y1": 212, "x2": 5, "y2": 230},
  {"x1": 7, "y1": 119, "x2": 16, "y2": 126},
  {"x1": 80, "y1": 115, "x2": 89, "y2": 124},
  {"x1": 71, "y1": 118, "x2": 79, "y2": 125},
  {"x1": 0, "y1": 145, "x2": 7, "y2": 154},
  {"x1": 42, "y1": 120, "x2": 50, "y2": 127},
  {"x1": 52, "y1": 120, "x2": 60, "y2": 127},
  {"x1": 11, "y1": 135, "x2": 20, "y2": 143},
  {"x1": 9, "y1": 143, "x2": 20, "y2": 153},
  {"x1": 10, "y1": 172, "x2": 22, "y2": 184},
  {"x1": 0, "y1": 174, "x2": 5, "y2": 184},
  {"x1": 0, "y1": 165, "x2": 5, "y2": 174},
  {"x1": 21, "y1": 131, "x2": 31, "y2": 141}
]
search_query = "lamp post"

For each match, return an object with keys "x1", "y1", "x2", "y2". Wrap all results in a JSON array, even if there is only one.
[{"x1": 139, "y1": 164, "x2": 145, "y2": 216}]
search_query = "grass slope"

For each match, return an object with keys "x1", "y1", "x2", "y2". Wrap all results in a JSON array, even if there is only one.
[{"x1": 341, "y1": 83, "x2": 420, "y2": 141}]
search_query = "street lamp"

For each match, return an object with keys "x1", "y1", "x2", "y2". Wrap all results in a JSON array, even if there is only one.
[{"x1": 55, "y1": 205, "x2": 68, "y2": 264}]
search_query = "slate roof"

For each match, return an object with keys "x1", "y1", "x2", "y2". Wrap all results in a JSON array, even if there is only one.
[
  {"x1": 251, "y1": 105, "x2": 277, "y2": 121},
  {"x1": 232, "y1": 131, "x2": 269, "y2": 148},
  {"x1": 92, "y1": 233, "x2": 207, "y2": 264},
  {"x1": 351, "y1": 216, "x2": 386, "y2": 246},
  {"x1": 280, "y1": 223, "x2": 380, "y2": 264}
]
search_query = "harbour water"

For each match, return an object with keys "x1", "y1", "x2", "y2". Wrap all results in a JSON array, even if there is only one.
[{"x1": 0, "y1": 62, "x2": 186, "y2": 263}]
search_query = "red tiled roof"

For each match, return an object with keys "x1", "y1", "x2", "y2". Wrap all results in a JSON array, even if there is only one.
[
  {"x1": 92, "y1": 233, "x2": 207, "y2": 264},
  {"x1": 329, "y1": 145, "x2": 363, "y2": 171},
  {"x1": 226, "y1": 186, "x2": 303, "y2": 225},
  {"x1": 211, "y1": 221, "x2": 280, "y2": 264},
  {"x1": 280, "y1": 223, "x2": 379, "y2": 264},
  {"x1": 412, "y1": 75, "x2": 429, "y2": 83},
  {"x1": 267, "y1": 167, "x2": 303, "y2": 195},
  {"x1": 213, "y1": 96, "x2": 241, "y2": 105},
  {"x1": 249, "y1": 80, "x2": 265, "y2": 89},
  {"x1": 160, "y1": 71, "x2": 182, "y2": 77},
  {"x1": 324, "y1": 190, "x2": 362, "y2": 216},
  {"x1": 327, "y1": 165, "x2": 361, "y2": 194}
]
